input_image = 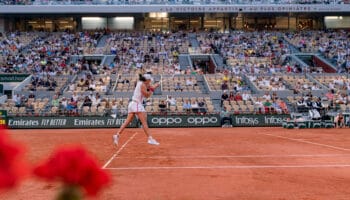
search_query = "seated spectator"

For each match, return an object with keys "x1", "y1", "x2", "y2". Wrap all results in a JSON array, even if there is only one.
[
  {"x1": 20, "y1": 95, "x2": 27, "y2": 106},
  {"x1": 166, "y1": 96, "x2": 176, "y2": 107},
  {"x1": 25, "y1": 101, "x2": 34, "y2": 116},
  {"x1": 12, "y1": 94, "x2": 20, "y2": 104},
  {"x1": 313, "y1": 98, "x2": 325, "y2": 111},
  {"x1": 28, "y1": 91, "x2": 35, "y2": 99},
  {"x1": 111, "y1": 46, "x2": 117, "y2": 54},
  {"x1": 278, "y1": 83, "x2": 286, "y2": 90},
  {"x1": 311, "y1": 83, "x2": 320, "y2": 90},
  {"x1": 51, "y1": 95, "x2": 60, "y2": 107},
  {"x1": 346, "y1": 94, "x2": 350, "y2": 105},
  {"x1": 183, "y1": 99, "x2": 192, "y2": 113},
  {"x1": 335, "y1": 93, "x2": 346, "y2": 104},
  {"x1": 297, "y1": 97, "x2": 307, "y2": 111},
  {"x1": 325, "y1": 89, "x2": 334, "y2": 101},
  {"x1": 82, "y1": 96, "x2": 92, "y2": 107},
  {"x1": 72, "y1": 92, "x2": 80, "y2": 102},
  {"x1": 111, "y1": 101, "x2": 118, "y2": 116},
  {"x1": 174, "y1": 82, "x2": 183, "y2": 92},
  {"x1": 77, "y1": 78, "x2": 85, "y2": 87},
  {"x1": 98, "y1": 78, "x2": 104, "y2": 86},
  {"x1": 221, "y1": 90, "x2": 229, "y2": 107},
  {"x1": 254, "y1": 97, "x2": 264, "y2": 113},
  {"x1": 92, "y1": 94, "x2": 101, "y2": 107},
  {"x1": 29, "y1": 85, "x2": 36, "y2": 91},
  {"x1": 334, "y1": 112, "x2": 345, "y2": 128},
  {"x1": 186, "y1": 78, "x2": 194, "y2": 87},
  {"x1": 221, "y1": 81, "x2": 229, "y2": 91},
  {"x1": 220, "y1": 106, "x2": 232, "y2": 126},
  {"x1": 66, "y1": 98, "x2": 78, "y2": 116},
  {"x1": 228, "y1": 92, "x2": 235, "y2": 101},
  {"x1": 222, "y1": 73, "x2": 230, "y2": 83},
  {"x1": 100, "y1": 84, "x2": 107, "y2": 92},
  {"x1": 263, "y1": 99, "x2": 272, "y2": 113},
  {"x1": 31, "y1": 76, "x2": 39, "y2": 86},
  {"x1": 191, "y1": 100, "x2": 199, "y2": 113},
  {"x1": 158, "y1": 100, "x2": 167, "y2": 114},
  {"x1": 68, "y1": 83, "x2": 75, "y2": 92},
  {"x1": 117, "y1": 75, "x2": 130, "y2": 84},
  {"x1": 88, "y1": 92, "x2": 95, "y2": 102},
  {"x1": 277, "y1": 99, "x2": 289, "y2": 114},
  {"x1": 262, "y1": 92, "x2": 272, "y2": 100},
  {"x1": 88, "y1": 80, "x2": 96, "y2": 91},
  {"x1": 48, "y1": 78, "x2": 57, "y2": 88},
  {"x1": 309, "y1": 107, "x2": 321, "y2": 120},
  {"x1": 119, "y1": 107, "x2": 128, "y2": 116},
  {"x1": 198, "y1": 100, "x2": 206, "y2": 115},
  {"x1": 271, "y1": 100, "x2": 282, "y2": 114},
  {"x1": 48, "y1": 84, "x2": 55, "y2": 91},
  {"x1": 60, "y1": 97, "x2": 68, "y2": 113},
  {"x1": 306, "y1": 99, "x2": 314, "y2": 109},
  {"x1": 242, "y1": 91, "x2": 252, "y2": 101},
  {"x1": 235, "y1": 92, "x2": 243, "y2": 101}
]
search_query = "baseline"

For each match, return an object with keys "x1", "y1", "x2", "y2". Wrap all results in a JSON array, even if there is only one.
[
  {"x1": 105, "y1": 164, "x2": 350, "y2": 170},
  {"x1": 115, "y1": 154, "x2": 350, "y2": 159}
]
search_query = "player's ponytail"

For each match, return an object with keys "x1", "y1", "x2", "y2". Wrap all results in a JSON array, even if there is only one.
[{"x1": 139, "y1": 74, "x2": 146, "y2": 82}]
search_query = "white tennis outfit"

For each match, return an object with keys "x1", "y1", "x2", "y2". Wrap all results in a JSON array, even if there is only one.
[{"x1": 128, "y1": 81, "x2": 146, "y2": 113}]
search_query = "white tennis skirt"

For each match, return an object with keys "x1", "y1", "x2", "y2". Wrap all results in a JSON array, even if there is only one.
[{"x1": 128, "y1": 101, "x2": 146, "y2": 113}]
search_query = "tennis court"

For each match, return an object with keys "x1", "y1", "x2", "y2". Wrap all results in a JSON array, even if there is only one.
[{"x1": 2, "y1": 127, "x2": 350, "y2": 200}]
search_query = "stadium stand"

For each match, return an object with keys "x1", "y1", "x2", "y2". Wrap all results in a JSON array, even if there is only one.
[{"x1": 0, "y1": 29, "x2": 349, "y2": 122}]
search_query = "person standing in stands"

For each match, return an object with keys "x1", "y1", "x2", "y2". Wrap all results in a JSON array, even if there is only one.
[{"x1": 220, "y1": 106, "x2": 232, "y2": 126}]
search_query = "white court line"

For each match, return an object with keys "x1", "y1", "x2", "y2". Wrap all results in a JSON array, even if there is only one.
[
  {"x1": 102, "y1": 132, "x2": 138, "y2": 169},
  {"x1": 105, "y1": 164, "x2": 350, "y2": 170},
  {"x1": 116, "y1": 154, "x2": 350, "y2": 159},
  {"x1": 260, "y1": 133, "x2": 350, "y2": 152}
]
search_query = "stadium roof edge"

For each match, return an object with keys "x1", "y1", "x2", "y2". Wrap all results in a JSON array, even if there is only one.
[{"x1": 1, "y1": 4, "x2": 350, "y2": 14}]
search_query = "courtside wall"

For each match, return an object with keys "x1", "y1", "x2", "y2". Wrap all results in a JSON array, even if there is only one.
[{"x1": 5, "y1": 114, "x2": 291, "y2": 129}]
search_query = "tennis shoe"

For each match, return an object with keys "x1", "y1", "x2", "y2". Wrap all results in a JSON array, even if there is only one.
[
  {"x1": 113, "y1": 134, "x2": 120, "y2": 147},
  {"x1": 148, "y1": 137, "x2": 160, "y2": 146}
]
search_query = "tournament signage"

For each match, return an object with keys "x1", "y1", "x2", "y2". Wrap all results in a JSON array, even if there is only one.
[
  {"x1": 232, "y1": 114, "x2": 290, "y2": 127},
  {"x1": 147, "y1": 114, "x2": 221, "y2": 128},
  {"x1": 6, "y1": 114, "x2": 291, "y2": 128},
  {"x1": 7, "y1": 116, "x2": 137, "y2": 129},
  {"x1": 0, "y1": 74, "x2": 29, "y2": 82},
  {"x1": 159, "y1": 5, "x2": 344, "y2": 13},
  {"x1": 0, "y1": 110, "x2": 7, "y2": 126},
  {"x1": 0, "y1": 4, "x2": 349, "y2": 14}
]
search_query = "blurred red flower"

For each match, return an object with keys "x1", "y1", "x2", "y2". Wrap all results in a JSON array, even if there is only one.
[
  {"x1": 33, "y1": 145, "x2": 110, "y2": 197},
  {"x1": 0, "y1": 126, "x2": 27, "y2": 190}
]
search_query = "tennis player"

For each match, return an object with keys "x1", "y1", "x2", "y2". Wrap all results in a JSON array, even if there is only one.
[{"x1": 113, "y1": 74, "x2": 160, "y2": 146}]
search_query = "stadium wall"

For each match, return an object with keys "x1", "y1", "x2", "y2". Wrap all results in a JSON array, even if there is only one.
[{"x1": 5, "y1": 114, "x2": 291, "y2": 129}]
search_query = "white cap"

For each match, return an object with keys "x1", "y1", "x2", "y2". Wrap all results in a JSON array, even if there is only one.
[{"x1": 143, "y1": 74, "x2": 153, "y2": 82}]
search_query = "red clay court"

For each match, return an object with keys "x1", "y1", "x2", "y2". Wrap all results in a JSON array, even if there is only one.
[{"x1": 1, "y1": 127, "x2": 350, "y2": 200}]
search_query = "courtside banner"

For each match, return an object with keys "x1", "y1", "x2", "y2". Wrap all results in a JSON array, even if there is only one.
[
  {"x1": 147, "y1": 114, "x2": 221, "y2": 128},
  {"x1": 231, "y1": 114, "x2": 290, "y2": 127},
  {"x1": 0, "y1": 74, "x2": 29, "y2": 82},
  {"x1": 7, "y1": 116, "x2": 137, "y2": 129},
  {"x1": 0, "y1": 110, "x2": 7, "y2": 126}
]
